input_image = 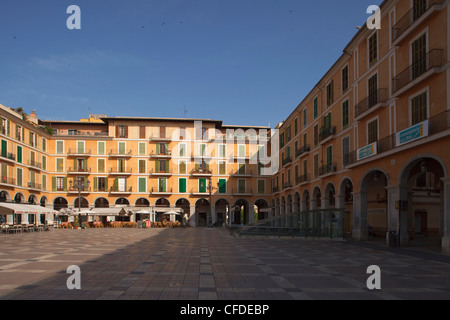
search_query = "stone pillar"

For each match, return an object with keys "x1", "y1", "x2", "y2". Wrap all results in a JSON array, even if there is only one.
[
  {"x1": 441, "y1": 177, "x2": 450, "y2": 248},
  {"x1": 248, "y1": 205, "x2": 255, "y2": 225},
  {"x1": 352, "y1": 192, "x2": 368, "y2": 240},
  {"x1": 189, "y1": 206, "x2": 196, "y2": 227},
  {"x1": 387, "y1": 185, "x2": 409, "y2": 246},
  {"x1": 210, "y1": 206, "x2": 216, "y2": 226}
]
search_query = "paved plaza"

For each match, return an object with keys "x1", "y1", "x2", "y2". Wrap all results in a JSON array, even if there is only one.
[{"x1": 0, "y1": 227, "x2": 449, "y2": 300}]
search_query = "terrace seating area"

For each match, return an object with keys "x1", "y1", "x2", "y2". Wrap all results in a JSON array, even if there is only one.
[{"x1": 1, "y1": 223, "x2": 52, "y2": 234}]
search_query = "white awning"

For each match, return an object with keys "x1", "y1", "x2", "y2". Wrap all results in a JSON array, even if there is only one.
[
  {"x1": 0, "y1": 203, "x2": 58, "y2": 215},
  {"x1": 85, "y1": 207, "x2": 130, "y2": 216}
]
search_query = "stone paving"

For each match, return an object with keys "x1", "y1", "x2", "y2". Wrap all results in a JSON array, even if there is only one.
[{"x1": 0, "y1": 227, "x2": 450, "y2": 300}]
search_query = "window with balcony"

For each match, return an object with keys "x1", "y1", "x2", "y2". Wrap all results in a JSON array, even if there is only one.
[
  {"x1": 258, "y1": 180, "x2": 265, "y2": 194},
  {"x1": 138, "y1": 159, "x2": 146, "y2": 174},
  {"x1": 219, "y1": 179, "x2": 226, "y2": 193},
  {"x1": 411, "y1": 91, "x2": 428, "y2": 125},
  {"x1": 412, "y1": 33, "x2": 427, "y2": 79},
  {"x1": 179, "y1": 160, "x2": 187, "y2": 174},
  {"x1": 368, "y1": 118, "x2": 378, "y2": 144},
  {"x1": 138, "y1": 142, "x2": 146, "y2": 156},
  {"x1": 179, "y1": 178, "x2": 187, "y2": 193},
  {"x1": 326, "y1": 81, "x2": 334, "y2": 107},
  {"x1": 138, "y1": 177, "x2": 146, "y2": 193},
  {"x1": 98, "y1": 141, "x2": 105, "y2": 155},
  {"x1": 16, "y1": 168, "x2": 22, "y2": 187},
  {"x1": 56, "y1": 141, "x2": 64, "y2": 154},
  {"x1": 238, "y1": 179, "x2": 246, "y2": 193},
  {"x1": 342, "y1": 100, "x2": 349, "y2": 129},
  {"x1": 314, "y1": 97, "x2": 318, "y2": 119},
  {"x1": 342, "y1": 65, "x2": 349, "y2": 93},
  {"x1": 98, "y1": 159, "x2": 105, "y2": 173}
]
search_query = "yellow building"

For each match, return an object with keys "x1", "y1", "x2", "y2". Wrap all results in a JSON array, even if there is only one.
[
  {"x1": 0, "y1": 107, "x2": 273, "y2": 227},
  {"x1": 272, "y1": 0, "x2": 450, "y2": 248}
]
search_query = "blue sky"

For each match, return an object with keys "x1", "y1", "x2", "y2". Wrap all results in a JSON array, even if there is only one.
[{"x1": 0, "y1": 0, "x2": 382, "y2": 127}]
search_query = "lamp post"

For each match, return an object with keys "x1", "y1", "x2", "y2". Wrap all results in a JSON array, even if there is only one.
[
  {"x1": 69, "y1": 177, "x2": 90, "y2": 229},
  {"x1": 208, "y1": 177, "x2": 219, "y2": 228}
]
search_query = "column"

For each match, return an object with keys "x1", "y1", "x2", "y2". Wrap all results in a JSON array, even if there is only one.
[
  {"x1": 352, "y1": 192, "x2": 368, "y2": 240},
  {"x1": 210, "y1": 206, "x2": 215, "y2": 227},
  {"x1": 248, "y1": 205, "x2": 255, "y2": 225},
  {"x1": 441, "y1": 177, "x2": 450, "y2": 248},
  {"x1": 387, "y1": 184, "x2": 409, "y2": 246},
  {"x1": 189, "y1": 206, "x2": 196, "y2": 227}
]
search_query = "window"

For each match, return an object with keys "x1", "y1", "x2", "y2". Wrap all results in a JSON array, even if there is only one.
[
  {"x1": 1, "y1": 118, "x2": 7, "y2": 135},
  {"x1": 303, "y1": 133, "x2": 307, "y2": 149},
  {"x1": 368, "y1": 74, "x2": 378, "y2": 108},
  {"x1": 342, "y1": 65, "x2": 349, "y2": 93},
  {"x1": 138, "y1": 142, "x2": 146, "y2": 156},
  {"x1": 313, "y1": 154, "x2": 319, "y2": 179},
  {"x1": 42, "y1": 138, "x2": 46, "y2": 152},
  {"x1": 179, "y1": 160, "x2": 186, "y2": 174},
  {"x1": 294, "y1": 118, "x2": 298, "y2": 135},
  {"x1": 179, "y1": 143, "x2": 186, "y2": 157},
  {"x1": 42, "y1": 155, "x2": 46, "y2": 170},
  {"x1": 159, "y1": 126, "x2": 166, "y2": 139},
  {"x1": 238, "y1": 144, "x2": 246, "y2": 157},
  {"x1": 314, "y1": 97, "x2": 318, "y2": 119},
  {"x1": 56, "y1": 158, "x2": 64, "y2": 173},
  {"x1": 138, "y1": 159, "x2": 146, "y2": 174},
  {"x1": 98, "y1": 142, "x2": 105, "y2": 155},
  {"x1": 238, "y1": 162, "x2": 246, "y2": 175},
  {"x1": 367, "y1": 119, "x2": 378, "y2": 144},
  {"x1": 96, "y1": 177, "x2": 107, "y2": 192},
  {"x1": 411, "y1": 91, "x2": 428, "y2": 125},
  {"x1": 326, "y1": 81, "x2": 334, "y2": 107},
  {"x1": 313, "y1": 125, "x2": 319, "y2": 146},
  {"x1": 179, "y1": 178, "x2": 187, "y2": 193},
  {"x1": 279, "y1": 133, "x2": 285, "y2": 149},
  {"x1": 117, "y1": 177, "x2": 127, "y2": 192},
  {"x1": 68, "y1": 129, "x2": 77, "y2": 136},
  {"x1": 138, "y1": 177, "x2": 146, "y2": 193},
  {"x1": 413, "y1": 0, "x2": 427, "y2": 21},
  {"x1": 342, "y1": 100, "x2": 349, "y2": 129},
  {"x1": 155, "y1": 159, "x2": 169, "y2": 173},
  {"x1": 303, "y1": 159, "x2": 308, "y2": 177},
  {"x1": 56, "y1": 177, "x2": 65, "y2": 191},
  {"x1": 56, "y1": 141, "x2": 64, "y2": 154},
  {"x1": 199, "y1": 143, "x2": 206, "y2": 157},
  {"x1": 77, "y1": 141, "x2": 85, "y2": 154},
  {"x1": 179, "y1": 127, "x2": 186, "y2": 140},
  {"x1": 368, "y1": 32, "x2": 378, "y2": 67},
  {"x1": 199, "y1": 178, "x2": 207, "y2": 193},
  {"x1": 29, "y1": 132, "x2": 36, "y2": 147},
  {"x1": 258, "y1": 180, "x2": 265, "y2": 194},
  {"x1": 238, "y1": 179, "x2": 246, "y2": 193},
  {"x1": 303, "y1": 108, "x2": 307, "y2": 127},
  {"x1": 412, "y1": 33, "x2": 427, "y2": 79},
  {"x1": 1, "y1": 163, "x2": 6, "y2": 182},
  {"x1": 326, "y1": 145, "x2": 333, "y2": 166},
  {"x1": 139, "y1": 126, "x2": 146, "y2": 139},
  {"x1": 342, "y1": 136, "x2": 350, "y2": 166},
  {"x1": 42, "y1": 175, "x2": 47, "y2": 191},
  {"x1": 218, "y1": 179, "x2": 226, "y2": 194},
  {"x1": 218, "y1": 161, "x2": 226, "y2": 175},
  {"x1": 286, "y1": 125, "x2": 291, "y2": 141},
  {"x1": 98, "y1": 159, "x2": 105, "y2": 173},
  {"x1": 118, "y1": 142, "x2": 126, "y2": 155},
  {"x1": 16, "y1": 125, "x2": 23, "y2": 141},
  {"x1": 116, "y1": 125, "x2": 127, "y2": 138},
  {"x1": 17, "y1": 145, "x2": 22, "y2": 163},
  {"x1": 16, "y1": 168, "x2": 22, "y2": 187},
  {"x1": 218, "y1": 144, "x2": 226, "y2": 158},
  {"x1": 118, "y1": 158, "x2": 125, "y2": 172}
]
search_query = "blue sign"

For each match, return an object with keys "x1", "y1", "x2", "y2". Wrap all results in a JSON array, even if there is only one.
[
  {"x1": 396, "y1": 120, "x2": 428, "y2": 146},
  {"x1": 357, "y1": 142, "x2": 377, "y2": 161}
]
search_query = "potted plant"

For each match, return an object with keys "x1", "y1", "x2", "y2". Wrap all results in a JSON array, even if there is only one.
[{"x1": 73, "y1": 217, "x2": 79, "y2": 229}]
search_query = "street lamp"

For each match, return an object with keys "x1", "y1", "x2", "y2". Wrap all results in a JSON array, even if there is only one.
[
  {"x1": 208, "y1": 177, "x2": 219, "y2": 228},
  {"x1": 69, "y1": 177, "x2": 90, "y2": 229}
]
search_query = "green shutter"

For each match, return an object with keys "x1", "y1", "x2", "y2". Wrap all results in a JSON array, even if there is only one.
[
  {"x1": 199, "y1": 179, "x2": 206, "y2": 193},
  {"x1": 98, "y1": 142, "x2": 105, "y2": 155},
  {"x1": 219, "y1": 179, "x2": 226, "y2": 193},
  {"x1": 156, "y1": 143, "x2": 160, "y2": 155},
  {"x1": 63, "y1": 177, "x2": 67, "y2": 191},
  {"x1": 139, "y1": 178, "x2": 146, "y2": 193},
  {"x1": 155, "y1": 160, "x2": 160, "y2": 173},
  {"x1": 1, "y1": 140, "x2": 6, "y2": 158},
  {"x1": 179, "y1": 178, "x2": 186, "y2": 193},
  {"x1": 52, "y1": 177, "x2": 56, "y2": 191},
  {"x1": 93, "y1": 177, "x2": 98, "y2": 192},
  {"x1": 139, "y1": 143, "x2": 145, "y2": 156},
  {"x1": 114, "y1": 178, "x2": 118, "y2": 191}
]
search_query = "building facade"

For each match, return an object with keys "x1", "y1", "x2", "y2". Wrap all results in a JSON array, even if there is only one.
[
  {"x1": 272, "y1": 0, "x2": 450, "y2": 247},
  {"x1": 0, "y1": 109, "x2": 273, "y2": 227}
]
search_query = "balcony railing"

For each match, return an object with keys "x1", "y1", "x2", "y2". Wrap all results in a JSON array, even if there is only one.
[
  {"x1": 282, "y1": 156, "x2": 292, "y2": 167},
  {"x1": 150, "y1": 150, "x2": 172, "y2": 157},
  {"x1": 27, "y1": 160, "x2": 42, "y2": 169},
  {"x1": 319, "y1": 163, "x2": 337, "y2": 176},
  {"x1": 0, "y1": 177, "x2": 16, "y2": 185},
  {"x1": 295, "y1": 145, "x2": 310, "y2": 158},
  {"x1": 393, "y1": 49, "x2": 444, "y2": 93},
  {"x1": 355, "y1": 88, "x2": 388, "y2": 119},
  {"x1": 68, "y1": 186, "x2": 91, "y2": 193},
  {"x1": 392, "y1": 0, "x2": 445, "y2": 42},
  {"x1": 67, "y1": 148, "x2": 92, "y2": 156},
  {"x1": 109, "y1": 186, "x2": 132, "y2": 193},
  {"x1": 295, "y1": 174, "x2": 309, "y2": 185},
  {"x1": 345, "y1": 110, "x2": 450, "y2": 166},
  {"x1": 108, "y1": 168, "x2": 132, "y2": 175},
  {"x1": 108, "y1": 150, "x2": 132, "y2": 157},
  {"x1": 151, "y1": 187, "x2": 173, "y2": 194},
  {"x1": 1, "y1": 153, "x2": 16, "y2": 162},
  {"x1": 191, "y1": 168, "x2": 213, "y2": 175},
  {"x1": 319, "y1": 126, "x2": 336, "y2": 143},
  {"x1": 67, "y1": 167, "x2": 91, "y2": 174}
]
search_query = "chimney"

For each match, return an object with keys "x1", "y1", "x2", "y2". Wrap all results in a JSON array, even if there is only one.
[{"x1": 30, "y1": 110, "x2": 37, "y2": 119}]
